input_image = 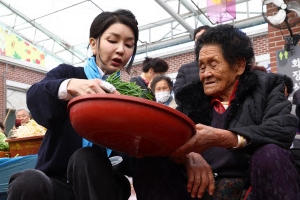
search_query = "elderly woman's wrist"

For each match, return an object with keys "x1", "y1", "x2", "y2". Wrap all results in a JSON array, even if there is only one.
[
  {"x1": 213, "y1": 130, "x2": 244, "y2": 148},
  {"x1": 233, "y1": 134, "x2": 247, "y2": 148}
]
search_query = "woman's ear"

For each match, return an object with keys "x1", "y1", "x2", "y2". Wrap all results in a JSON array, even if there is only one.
[
  {"x1": 236, "y1": 57, "x2": 246, "y2": 75},
  {"x1": 89, "y1": 38, "x2": 97, "y2": 55}
]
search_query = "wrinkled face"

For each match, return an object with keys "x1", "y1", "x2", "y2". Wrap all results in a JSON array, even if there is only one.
[
  {"x1": 90, "y1": 23, "x2": 135, "y2": 74},
  {"x1": 16, "y1": 110, "x2": 31, "y2": 125},
  {"x1": 154, "y1": 80, "x2": 170, "y2": 93},
  {"x1": 199, "y1": 44, "x2": 245, "y2": 101}
]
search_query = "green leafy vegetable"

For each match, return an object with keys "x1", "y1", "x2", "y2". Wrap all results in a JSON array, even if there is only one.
[
  {"x1": 106, "y1": 71, "x2": 153, "y2": 100},
  {"x1": 0, "y1": 132, "x2": 9, "y2": 151}
]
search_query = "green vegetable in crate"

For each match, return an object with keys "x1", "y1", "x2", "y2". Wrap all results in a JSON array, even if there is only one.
[
  {"x1": 0, "y1": 132, "x2": 9, "y2": 151},
  {"x1": 106, "y1": 71, "x2": 154, "y2": 100}
]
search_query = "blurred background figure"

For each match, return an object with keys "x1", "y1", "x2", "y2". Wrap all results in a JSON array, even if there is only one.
[
  {"x1": 130, "y1": 57, "x2": 169, "y2": 99},
  {"x1": 173, "y1": 25, "x2": 211, "y2": 97},
  {"x1": 7, "y1": 109, "x2": 31, "y2": 138},
  {"x1": 15, "y1": 109, "x2": 31, "y2": 126},
  {"x1": 293, "y1": 89, "x2": 300, "y2": 132},
  {"x1": 150, "y1": 75, "x2": 177, "y2": 109}
]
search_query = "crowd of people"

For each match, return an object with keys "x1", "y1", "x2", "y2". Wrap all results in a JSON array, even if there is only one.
[{"x1": 0, "y1": 8, "x2": 300, "y2": 200}]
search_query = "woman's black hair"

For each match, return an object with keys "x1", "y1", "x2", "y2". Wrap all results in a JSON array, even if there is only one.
[
  {"x1": 150, "y1": 75, "x2": 173, "y2": 92},
  {"x1": 89, "y1": 9, "x2": 139, "y2": 74},
  {"x1": 142, "y1": 57, "x2": 169, "y2": 73},
  {"x1": 195, "y1": 24, "x2": 254, "y2": 72}
]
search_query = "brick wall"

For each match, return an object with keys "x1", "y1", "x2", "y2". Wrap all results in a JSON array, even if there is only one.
[
  {"x1": 0, "y1": 62, "x2": 45, "y2": 122},
  {"x1": 267, "y1": 3, "x2": 300, "y2": 72},
  {"x1": 0, "y1": 64, "x2": 5, "y2": 123},
  {"x1": 253, "y1": 35, "x2": 269, "y2": 56}
]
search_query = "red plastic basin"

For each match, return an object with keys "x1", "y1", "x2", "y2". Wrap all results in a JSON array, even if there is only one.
[{"x1": 67, "y1": 94, "x2": 195, "y2": 157}]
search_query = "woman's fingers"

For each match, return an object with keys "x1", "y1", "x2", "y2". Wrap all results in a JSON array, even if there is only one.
[
  {"x1": 207, "y1": 172, "x2": 216, "y2": 196},
  {"x1": 68, "y1": 79, "x2": 120, "y2": 96}
]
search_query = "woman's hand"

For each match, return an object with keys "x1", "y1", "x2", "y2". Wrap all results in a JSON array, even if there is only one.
[
  {"x1": 67, "y1": 78, "x2": 120, "y2": 96},
  {"x1": 184, "y1": 152, "x2": 215, "y2": 198},
  {"x1": 171, "y1": 124, "x2": 237, "y2": 158}
]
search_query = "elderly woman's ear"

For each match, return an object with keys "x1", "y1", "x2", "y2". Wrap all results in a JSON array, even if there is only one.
[{"x1": 235, "y1": 57, "x2": 246, "y2": 76}]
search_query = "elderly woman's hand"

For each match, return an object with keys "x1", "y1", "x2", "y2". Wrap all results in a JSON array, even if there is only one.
[
  {"x1": 184, "y1": 152, "x2": 215, "y2": 198},
  {"x1": 67, "y1": 78, "x2": 120, "y2": 96},
  {"x1": 171, "y1": 124, "x2": 238, "y2": 158}
]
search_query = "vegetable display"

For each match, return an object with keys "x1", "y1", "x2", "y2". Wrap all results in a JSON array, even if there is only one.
[
  {"x1": 0, "y1": 132, "x2": 9, "y2": 151},
  {"x1": 106, "y1": 71, "x2": 153, "y2": 100},
  {"x1": 11, "y1": 119, "x2": 46, "y2": 138}
]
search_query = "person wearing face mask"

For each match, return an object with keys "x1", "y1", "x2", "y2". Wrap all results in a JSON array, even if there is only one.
[{"x1": 150, "y1": 75, "x2": 177, "y2": 109}]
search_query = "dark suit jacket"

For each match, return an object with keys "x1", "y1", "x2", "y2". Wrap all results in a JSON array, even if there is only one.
[{"x1": 173, "y1": 60, "x2": 199, "y2": 96}]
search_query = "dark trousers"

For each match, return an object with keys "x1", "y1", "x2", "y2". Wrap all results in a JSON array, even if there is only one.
[
  {"x1": 7, "y1": 147, "x2": 131, "y2": 200},
  {"x1": 247, "y1": 144, "x2": 300, "y2": 200},
  {"x1": 133, "y1": 144, "x2": 300, "y2": 200}
]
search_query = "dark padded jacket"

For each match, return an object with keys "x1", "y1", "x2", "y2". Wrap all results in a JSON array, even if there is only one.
[{"x1": 175, "y1": 70, "x2": 298, "y2": 175}]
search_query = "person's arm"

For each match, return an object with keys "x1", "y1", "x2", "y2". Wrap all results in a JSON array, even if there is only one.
[
  {"x1": 26, "y1": 64, "x2": 85, "y2": 128},
  {"x1": 229, "y1": 75, "x2": 297, "y2": 151},
  {"x1": 171, "y1": 124, "x2": 238, "y2": 157},
  {"x1": 230, "y1": 103, "x2": 297, "y2": 151}
]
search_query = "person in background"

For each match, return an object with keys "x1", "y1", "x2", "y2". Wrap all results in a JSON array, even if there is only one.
[
  {"x1": 173, "y1": 25, "x2": 211, "y2": 96},
  {"x1": 15, "y1": 109, "x2": 31, "y2": 126},
  {"x1": 150, "y1": 75, "x2": 177, "y2": 109},
  {"x1": 133, "y1": 24, "x2": 300, "y2": 200},
  {"x1": 130, "y1": 57, "x2": 169, "y2": 99},
  {"x1": 7, "y1": 109, "x2": 31, "y2": 138},
  {"x1": 7, "y1": 9, "x2": 139, "y2": 200}
]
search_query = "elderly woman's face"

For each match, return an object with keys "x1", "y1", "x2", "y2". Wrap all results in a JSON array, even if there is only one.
[{"x1": 199, "y1": 44, "x2": 245, "y2": 101}]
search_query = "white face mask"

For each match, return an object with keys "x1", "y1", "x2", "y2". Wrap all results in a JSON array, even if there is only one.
[{"x1": 155, "y1": 91, "x2": 171, "y2": 103}]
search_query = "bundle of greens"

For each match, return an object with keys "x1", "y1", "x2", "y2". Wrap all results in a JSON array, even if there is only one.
[
  {"x1": 106, "y1": 71, "x2": 153, "y2": 100},
  {"x1": 0, "y1": 132, "x2": 9, "y2": 151}
]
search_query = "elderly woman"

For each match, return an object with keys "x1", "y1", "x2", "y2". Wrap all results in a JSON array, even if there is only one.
[
  {"x1": 150, "y1": 75, "x2": 177, "y2": 109},
  {"x1": 133, "y1": 24, "x2": 300, "y2": 200}
]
